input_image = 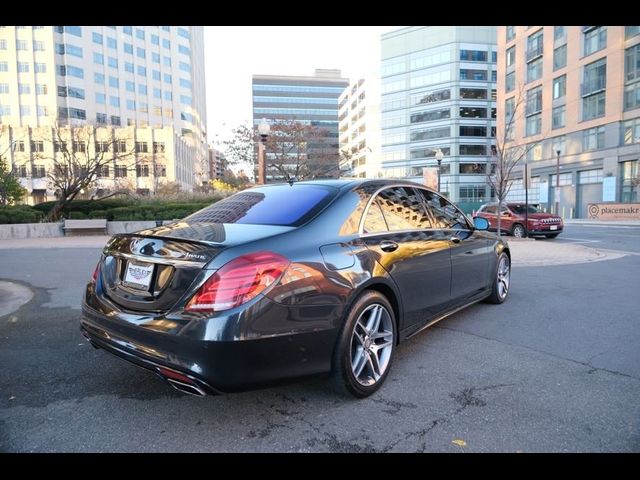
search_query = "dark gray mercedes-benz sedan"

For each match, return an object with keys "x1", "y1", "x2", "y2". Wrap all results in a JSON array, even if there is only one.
[{"x1": 81, "y1": 180, "x2": 510, "y2": 398}]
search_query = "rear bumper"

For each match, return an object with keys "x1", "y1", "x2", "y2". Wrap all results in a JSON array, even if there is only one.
[
  {"x1": 81, "y1": 299, "x2": 340, "y2": 394},
  {"x1": 527, "y1": 227, "x2": 563, "y2": 235}
]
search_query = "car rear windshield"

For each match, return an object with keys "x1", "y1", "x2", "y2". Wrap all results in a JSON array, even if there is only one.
[{"x1": 185, "y1": 184, "x2": 337, "y2": 226}]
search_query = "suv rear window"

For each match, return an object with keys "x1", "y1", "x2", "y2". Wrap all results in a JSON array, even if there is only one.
[{"x1": 185, "y1": 184, "x2": 336, "y2": 226}]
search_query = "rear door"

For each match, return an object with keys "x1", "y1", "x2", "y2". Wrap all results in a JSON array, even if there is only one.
[{"x1": 361, "y1": 186, "x2": 451, "y2": 327}]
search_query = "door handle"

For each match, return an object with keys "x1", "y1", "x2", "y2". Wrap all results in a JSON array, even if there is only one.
[
  {"x1": 379, "y1": 240, "x2": 398, "y2": 252},
  {"x1": 449, "y1": 236, "x2": 461, "y2": 244}
]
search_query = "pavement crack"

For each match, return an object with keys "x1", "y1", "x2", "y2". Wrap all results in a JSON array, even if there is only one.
[{"x1": 434, "y1": 325, "x2": 640, "y2": 382}]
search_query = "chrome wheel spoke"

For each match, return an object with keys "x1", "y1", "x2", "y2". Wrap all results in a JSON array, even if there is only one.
[
  {"x1": 367, "y1": 351, "x2": 381, "y2": 380},
  {"x1": 366, "y1": 305, "x2": 382, "y2": 335},
  {"x1": 352, "y1": 348, "x2": 367, "y2": 378}
]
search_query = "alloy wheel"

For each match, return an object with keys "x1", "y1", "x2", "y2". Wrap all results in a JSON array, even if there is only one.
[{"x1": 350, "y1": 304, "x2": 394, "y2": 386}]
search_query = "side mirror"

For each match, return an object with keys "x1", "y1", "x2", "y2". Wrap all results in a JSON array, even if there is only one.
[{"x1": 473, "y1": 217, "x2": 489, "y2": 230}]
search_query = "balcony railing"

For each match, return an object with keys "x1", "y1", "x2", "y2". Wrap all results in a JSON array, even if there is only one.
[
  {"x1": 581, "y1": 77, "x2": 606, "y2": 97},
  {"x1": 526, "y1": 44, "x2": 544, "y2": 62}
]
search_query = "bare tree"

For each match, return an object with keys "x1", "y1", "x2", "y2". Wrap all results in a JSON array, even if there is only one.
[
  {"x1": 222, "y1": 124, "x2": 255, "y2": 175},
  {"x1": 487, "y1": 85, "x2": 543, "y2": 237},
  {"x1": 37, "y1": 125, "x2": 137, "y2": 221},
  {"x1": 264, "y1": 119, "x2": 340, "y2": 182}
]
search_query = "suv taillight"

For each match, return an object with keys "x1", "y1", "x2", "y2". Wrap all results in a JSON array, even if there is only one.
[{"x1": 185, "y1": 251, "x2": 290, "y2": 313}]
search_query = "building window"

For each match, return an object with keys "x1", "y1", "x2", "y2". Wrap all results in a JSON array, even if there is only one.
[
  {"x1": 578, "y1": 169, "x2": 603, "y2": 184},
  {"x1": 621, "y1": 119, "x2": 640, "y2": 145},
  {"x1": 136, "y1": 28, "x2": 145, "y2": 40},
  {"x1": 526, "y1": 114, "x2": 541, "y2": 136},
  {"x1": 460, "y1": 126, "x2": 487, "y2": 137},
  {"x1": 506, "y1": 26, "x2": 515, "y2": 42},
  {"x1": 583, "y1": 126, "x2": 605, "y2": 150},
  {"x1": 582, "y1": 58, "x2": 607, "y2": 120},
  {"x1": 33, "y1": 41, "x2": 45, "y2": 51},
  {"x1": 153, "y1": 87, "x2": 161, "y2": 99},
  {"x1": 107, "y1": 37, "x2": 117, "y2": 49},
  {"x1": 553, "y1": 75, "x2": 566, "y2": 99},
  {"x1": 460, "y1": 69, "x2": 487, "y2": 81},
  {"x1": 0, "y1": 83, "x2": 8, "y2": 94},
  {"x1": 584, "y1": 27, "x2": 607, "y2": 57},
  {"x1": 72, "y1": 141, "x2": 86, "y2": 153},
  {"x1": 459, "y1": 163, "x2": 487, "y2": 174},
  {"x1": 136, "y1": 165, "x2": 150, "y2": 177},
  {"x1": 625, "y1": 44, "x2": 640, "y2": 83},
  {"x1": 151, "y1": 34, "x2": 159, "y2": 45},
  {"x1": 164, "y1": 91, "x2": 172, "y2": 101},
  {"x1": 164, "y1": 74, "x2": 172, "y2": 84},
  {"x1": 553, "y1": 45, "x2": 567, "y2": 71},
  {"x1": 526, "y1": 29, "x2": 543, "y2": 61},
  {"x1": 20, "y1": 106, "x2": 31, "y2": 116},
  {"x1": 109, "y1": 96, "x2": 120, "y2": 108},
  {"x1": 624, "y1": 83, "x2": 640, "y2": 111},
  {"x1": 552, "y1": 105, "x2": 566, "y2": 129},
  {"x1": 152, "y1": 52, "x2": 160, "y2": 63},
  {"x1": 35, "y1": 63, "x2": 46, "y2": 73},
  {"x1": 526, "y1": 85, "x2": 543, "y2": 115},
  {"x1": 135, "y1": 142, "x2": 148, "y2": 153},
  {"x1": 178, "y1": 27, "x2": 190, "y2": 39},
  {"x1": 626, "y1": 26, "x2": 640, "y2": 39},
  {"x1": 162, "y1": 38, "x2": 170, "y2": 49},
  {"x1": 409, "y1": 127, "x2": 450, "y2": 141},
  {"x1": 95, "y1": 72, "x2": 105, "y2": 85},
  {"x1": 18, "y1": 83, "x2": 30, "y2": 94},
  {"x1": 95, "y1": 93, "x2": 106, "y2": 104},
  {"x1": 123, "y1": 26, "x2": 132, "y2": 35},
  {"x1": 32, "y1": 165, "x2": 46, "y2": 178},
  {"x1": 137, "y1": 65, "x2": 147, "y2": 76},
  {"x1": 526, "y1": 57, "x2": 543, "y2": 83},
  {"x1": 155, "y1": 165, "x2": 167, "y2": 177},
  {"x1": 410, "y1": 108, "x2": 450, "y2": 123},
  {"x1": 621, "y1": 160, "x2": 639, "y2": 202},
  {"x1": 35, "y1": 84, "x2": 47, "y2": 94},
  {"x1": 460, "y1": 50, "x2": 487, "y2": 62},
  {"x1": 14, "y1": 141, "x2": 25, "y2": 152},
  {"x1": 111, "y1": 115, "x2": 121, "y2": 126},
  {"x1": 97, "y1": 166, "x2": 110, "y2": 178},
  {"x1": 53, "y1": 141, "x2": 67, "y2": 153},
  {"x1": 0, "y1": 39, "x2": 6, "y2": 50},
  {"x1": 138, "y1": 84, "x2": 147, "y2": 95},
  {"x1": 506, "y1": 46, "x2": 516, "y2": 68},
  {"x1": 16, "y1": 40, "x2": 28, "y2": 50},
  {"x1": 137, "y1": 47, "x2": 145, "y2": 59},
  {"x1": 114, "y1": 166, "x2": 127, "y2": 177},
  {"x1": 30, "y1": 141, "x2": 44, "y2": 152},
  {"x1": 459, "y1": 145, "x2": 486, "y2": 156},
  {"x1": 92, "y1": 32, "x2": 103, "y2": 44},
  {"x1": 96, "y1": 113, "x2": 107, "y2": 124},
  {"x1": 126, "y1": 99, "x2": 136, "y2": 110},
  {"x1": 459, "y1": 107, "x2": 487, "y2": 118},
  {"x1": 108, "y1": 76, "x2": 119, "y2": 89},
  {"x1": 0, "y1": 62, "x2": 7, "y2": 72},
  {"x1": 552, "y1": 136, "x2": 566, "y2": 156},
  {"x1": 163, "y1": 56, "x2": 172, "y2": 67},
  {"x1": 108, "y1": 57, "x2": 118, "y2": 68},
  {"x1": 18, "y1": 62, "x2": 30, "y2": 73},
  {"x1": 124, "y1": 43, "x2": 133, "y2": 54},
  {"x1": 93, "y1": 52, "x2": 104, "y2": 65},
  {"x1": 178, "y1": 45, "x2": 191, "y2": 56},
  {"x1": 554, "y1": 26, "x2": 566, "y2": 41}
]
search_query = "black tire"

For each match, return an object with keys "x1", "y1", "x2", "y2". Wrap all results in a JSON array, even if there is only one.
[
  {"x1": 331, "y1": 290, "x2": 397, "y2": 398},
  {"x1": 511, "y1": 224, "x2": 526, "y2": 238},
  {"x1": 485, "y1": 252, "x2": 511, "y2": 304}
]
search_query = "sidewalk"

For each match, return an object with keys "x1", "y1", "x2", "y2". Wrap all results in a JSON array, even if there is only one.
[
  {"x1": 507, "y1": 237, "x2": 626, "y2": 267},
  {"x1": 0, "y1": 236, "x2": 111, "y2": 250},
  {"x1": 563, "y1": 219, "x2": 640, "y2": 227}
]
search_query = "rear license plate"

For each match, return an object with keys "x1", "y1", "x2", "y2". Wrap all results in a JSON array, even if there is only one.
[
  {"x1": 550, "y1": 226, "x2": 558, "y2": 230},
  {"x1": 124, "y1": 261, "x2": 154, "y2": 289}
]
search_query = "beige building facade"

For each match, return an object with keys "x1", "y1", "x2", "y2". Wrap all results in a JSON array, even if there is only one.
[
  {"x1": 497, "y1": 26, "x2": 640, "y2": 218},
  {"x1": 0, "y1": 124, "x2": 197, "y2": 204}
]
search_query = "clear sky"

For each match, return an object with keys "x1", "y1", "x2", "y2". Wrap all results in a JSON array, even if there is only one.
[{"x1": 203, "y1": 26, "x2": 401, "y2": 147}]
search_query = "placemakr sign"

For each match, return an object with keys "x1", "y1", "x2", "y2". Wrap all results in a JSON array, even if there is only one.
[{"x1": 587, "y1": 203, "x2": 640, "y2": 220}]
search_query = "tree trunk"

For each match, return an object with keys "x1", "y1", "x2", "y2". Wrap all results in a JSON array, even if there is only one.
[
  {"x1": 46, "y1": 199, "x2": 67, "y2": 222},
  {"x1": 496, "y1": 198, "x2": 502, "y2": 238}
]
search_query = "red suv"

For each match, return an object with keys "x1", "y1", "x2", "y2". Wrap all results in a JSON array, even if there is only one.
[{"x1": 474, "y1": 203, "x2": 563, "y2": 238}]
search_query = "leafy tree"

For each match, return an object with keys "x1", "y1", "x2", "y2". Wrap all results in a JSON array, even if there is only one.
[{"x1": 0, "y1": 155, "x2": 26, "y2": 205}]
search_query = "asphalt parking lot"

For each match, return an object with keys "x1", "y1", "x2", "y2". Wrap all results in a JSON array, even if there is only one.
[{"x1": 1, "y1": 225, "x2": 639, "y2": 452}]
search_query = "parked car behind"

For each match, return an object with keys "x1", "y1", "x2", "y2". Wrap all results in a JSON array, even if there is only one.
[{"x1": 474, "y1": 202, "x2": 563, "y2": 238}]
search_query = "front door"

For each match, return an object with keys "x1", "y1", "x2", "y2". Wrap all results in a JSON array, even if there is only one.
[{"x1": 419, "y1": 189, "x2": 492, "y2": 303}]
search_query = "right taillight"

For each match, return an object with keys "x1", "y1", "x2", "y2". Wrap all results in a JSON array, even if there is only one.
[{"x1": 185, "y1": 251, "x2": 290, "y2": 313}]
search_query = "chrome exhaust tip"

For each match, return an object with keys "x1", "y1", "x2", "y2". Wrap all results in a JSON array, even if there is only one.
[{"x1": 165, "y1": 378, "x2": 207, "y2": 396}]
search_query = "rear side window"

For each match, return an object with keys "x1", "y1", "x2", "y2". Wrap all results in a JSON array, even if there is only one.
[
  {"x1": 185, "y1": 185, "x2": 336, "y2": 226},
  {"x1": 371, "y1": 187, "x2": 433, "y2": 232},
  {"x1": 482, "y1": 205, "x2": 496, "y2": 214}
]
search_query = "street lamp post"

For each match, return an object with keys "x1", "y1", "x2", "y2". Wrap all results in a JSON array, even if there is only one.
[
  {"x1": 434, "y1": 148, "x2": 444, "y2": 193},
  {"x1": 524, "y1": 160, "x2": 529, "y2": 237},
  {"x1": 257, "y1": 118, "x2": 270, "y2": 185},
  {"x1": 555, "y1": 149, "x2": 561, "y2": 216}
]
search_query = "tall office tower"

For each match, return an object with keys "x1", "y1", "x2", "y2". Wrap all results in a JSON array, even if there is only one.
[
  {"x1": 0, "y1": 26, "x2": 207, "y2": 201},
  {"x1": 252, "y1": 69, "x2": 348, "y2": 182},
  {"x1": 338, "y1": 73, "x2": 382, "y2": 179},
  {"x1": 497, "y1": 26, "x2": 640, "y2": 218},
  {"x1": 380, "y1": 26, "x2": 497, "y2": 211}
]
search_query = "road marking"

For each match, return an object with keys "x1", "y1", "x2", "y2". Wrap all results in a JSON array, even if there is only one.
[
  {"x1": 556, "y1": 238, "x2": 601, "y2": 244},
  {"x1": 566, "y1": 224, "x2": 640, "y2": 230}
]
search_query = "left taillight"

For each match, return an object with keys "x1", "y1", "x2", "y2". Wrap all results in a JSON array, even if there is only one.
[
  {"x1": 91, "y1": 261, "x2": 101, "y2": 283},
  {"x1": 185, "y1": 251, "x2": 290, "y2": 314}
]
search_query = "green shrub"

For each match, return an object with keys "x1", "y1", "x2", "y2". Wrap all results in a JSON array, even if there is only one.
[
  {"x1": 0, "y1": 205, "x2": 45, "y2": 224},
  {"x1": 68, "y1": 211, "x2": 88, "y2": 219},
  {"x1": 88, "y1": 210, "x2": 108, "y2": 219}
]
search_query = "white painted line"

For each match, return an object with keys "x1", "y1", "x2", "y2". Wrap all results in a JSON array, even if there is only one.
[{"x1": 556, "y1": 238, "x2": 601, "y2": 244}]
